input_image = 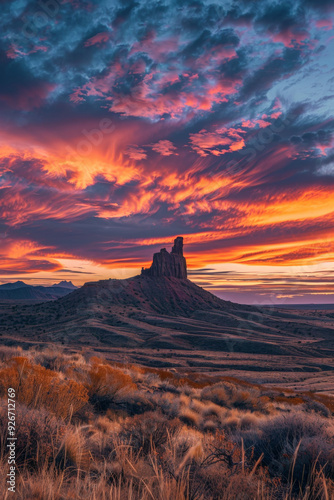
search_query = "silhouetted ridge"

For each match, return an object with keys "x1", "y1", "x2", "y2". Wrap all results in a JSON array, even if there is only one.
[{"x1": 0, "y1": 281, "x2": 76, "y2": 300}]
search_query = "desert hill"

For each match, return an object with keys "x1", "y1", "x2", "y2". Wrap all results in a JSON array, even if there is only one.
[
  {"x1": 61, "y1": 274, "x2": 236, "y2": 316},
  {"x1": 1, "y1": 237, "x2": 334, "y2": 392}
]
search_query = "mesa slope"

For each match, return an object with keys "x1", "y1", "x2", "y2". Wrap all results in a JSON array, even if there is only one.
[{"x1": 1, "y1": 237, "x2": 334, "y2": 392}]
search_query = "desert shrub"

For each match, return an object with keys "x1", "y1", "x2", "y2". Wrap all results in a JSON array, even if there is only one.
[
  {"x1": 158, "y1": 380, "x2": 183, "y2": 394},
  {"x1": 201, "y1": 417, "x2": 220, "y2": 433},
  {"x1": 33, "y1": 350, "x2": 89, "y2": 387},
  {"x1": 0, "y1": 357, "x2": 53, "y2": 404},
  {"x1": 95, "y1": 415, "x2": 116, "y2": 434},
  {"x1": 187, "y1": 459, "x2": 277, "y2": 500},
  {"x1": 307, "y1": 392, "x2": 334, "y2": 414},
  {"x1": 56, "y1": 428, "x2": 91, "y2": 472},
  {"x1": 219, "y1": 473, "x2": 275, "y2": 500},
  {"x1": 303, "y1": 397, "x2": 331, "y2": 417},
  {"x1": 32, "y1": 349, "x2": 66, "y2": 371},
  {"x1": 201, "y1": 402, "x2": 222, "y2": 419},
  {"x1": 117, "y1": 390, "x2": 157, "y2": 416},
  {"x1": 173, "y1": 426, "x2": 204, "y2": 452},
  {"x1": 217, "y1": 409, "x2": 263, "y2": 433},
  {"x1": 173, "y1": 431, "x2": 273, "y2": 499},
  {"x1": 138, "y1": 367, "x2": 209, "y2": 391},
  {"x1": 239, "y1": 412, "x2": 260, "y2": 430},
  {"x1": 0, "y1": 401, "x2": 66, "y2": 471},
  {"x1": 120, "y1": 411, "x2": 179, "y2": 454},
  {"x1": 87, "y1": 360, "x2": 137, "y2": 412},
  {"x1": 239, "y1": 411, "x2": 334, "y2": 490},
  {"x1": 201, "y1": 381, "x2": 266, "y2": 412},
  {"x1": 48, "y1": 379, "x2": 90, "y2": 420},
  {"x1": 152, "y1": 392, "x2": 181, "y2": 418},
  {"x1": 0, "y1": 346, "x2": 23, "y2": 362},
  {"x1": 0, "y1": 357, "x2": 89, "y2": 420},
  {"x1": 179, "y1": 408, "x2": 200, "y2": 428},
  {"x1": 201, "y1": 384, "x2": 229, "y2": 406}
]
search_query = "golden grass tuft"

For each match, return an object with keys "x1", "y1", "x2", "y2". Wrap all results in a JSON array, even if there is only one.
[{"x1": 0, "y1": 356, "x2": 88, "y2": 420}]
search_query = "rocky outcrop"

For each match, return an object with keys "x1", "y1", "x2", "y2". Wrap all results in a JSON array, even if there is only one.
[{"x1": 141, "y1": 236, "x2": 187, "y2": 278}]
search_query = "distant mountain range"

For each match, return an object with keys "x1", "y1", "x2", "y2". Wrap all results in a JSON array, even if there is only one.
[{"x1": 0, "y1": 280, "x2": 77, "y2": 301}]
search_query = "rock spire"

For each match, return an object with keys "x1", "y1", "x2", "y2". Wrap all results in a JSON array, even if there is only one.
[{"x1": 141, "y1": 236, "x2": 187, "y2": 278}]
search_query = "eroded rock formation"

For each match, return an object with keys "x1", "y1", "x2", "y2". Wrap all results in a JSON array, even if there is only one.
[{"x1": 141, "y1": 236, "x2": 187, "y2": 278}]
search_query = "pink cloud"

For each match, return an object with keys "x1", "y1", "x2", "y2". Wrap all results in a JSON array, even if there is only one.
[
  {"x1": 189, "y1": 105, "x2": 285, "y2": 157},
  {"x1": 84, "y1": 32, "x2": 110, "y2": 47},
  {"x1": 257, "y1": 119, "x2": 271, "y2": 128},
  {"x1": 70, "y1": 62, "x2": 125, "y2": 103},
  {"x1": 107, "y1": 78, "x2": 240, "y2": 120},
  {"x1": 273, "y1": 97, "x2": 282, "y2": 110},
  {"x1": 315, "y1": 19, "x2": 333, "y2": 31},
  {"x1": 195, "y1": 47, "x2": 237, "y2": 71},
  {"x1": 6, "y1": 44, "x2": 48, "y2": 59},
  {"x1": 241, "y1": 120, "x2": 256, "y2": 128},
  {"x1": 190, "y1": 127, "x2": 246, "y2": 157},
  {"x1": 130, "y1": 60, "x2": 147, "y2": 74},
  {"x1": 70, "y1": 41, "x2": 241, "y2": 120},
  {"x1": 151, "y1": 140, "x2": 178, "y2": 156},
  {"x1": 242, "y1": 118, "x2": 271, "y2": 128},
  {"x1": 206, "y1": 78, "x2": 241, "y2": 102},
  {"x1": 270, "y1": 28, "x2": 310, "y2": 48},
  {"x1": 108, "y1": 75, "x2": 241, "y2": 120},
  {"x1": 33, "y1": 45, "x2": 48, "y2": 52}
]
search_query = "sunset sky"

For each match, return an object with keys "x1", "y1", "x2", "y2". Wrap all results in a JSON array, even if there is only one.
[{"x1": 1, "y1": 0, "x2": 334, "y2": 304}]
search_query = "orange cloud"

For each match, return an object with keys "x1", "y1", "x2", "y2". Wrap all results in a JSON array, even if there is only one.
[{"x1": 0, "y1": 238, "x2": 62, "y2": 275}]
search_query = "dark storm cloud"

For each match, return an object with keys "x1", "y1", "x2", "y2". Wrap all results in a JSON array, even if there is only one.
[
  {"x1": 0, "y1": 47, "x2": 55, "y2": 110},
  {"x1": 255, "y1": 1, "x2": 306, "y2": 32},
  {"x1": 182, "y1": 27, "x2": 239, "y2": 58},
  {"x1": 303, "y1": 0, "x2": 334, "y2": 11}
]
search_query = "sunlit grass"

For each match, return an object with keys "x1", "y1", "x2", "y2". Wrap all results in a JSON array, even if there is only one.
[{"x1": 0, "y1": 346, "x2": 333, "y2": 499}]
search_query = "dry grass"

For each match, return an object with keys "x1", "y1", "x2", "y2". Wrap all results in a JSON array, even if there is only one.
[
  {"x1": 0, "y1": 356, "x2": 89, "y2": 420},
  {"x1": 0, "y1": 347, "x2": 333, "y2": 499}
]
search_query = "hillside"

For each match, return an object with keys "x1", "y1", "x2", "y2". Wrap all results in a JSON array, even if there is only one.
[
  {"x1": 0, "y1": 238, "x2": 334, "y2": 393},
  {"x1": 59, "y1": 274, "x2": 237, "y2": 316}
]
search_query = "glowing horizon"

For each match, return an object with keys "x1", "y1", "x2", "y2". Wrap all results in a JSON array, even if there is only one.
[{"x1": 1, "y1": 0, "x2": 334, "y2": 304}]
